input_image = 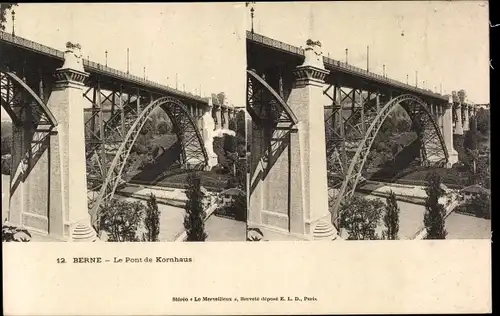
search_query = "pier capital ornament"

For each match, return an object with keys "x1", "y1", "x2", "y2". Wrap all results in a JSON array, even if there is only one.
[{"x1": 55, "y1": 41, "x2": 88, "y2": 84}]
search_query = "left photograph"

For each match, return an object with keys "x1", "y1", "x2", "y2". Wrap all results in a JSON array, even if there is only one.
[{"x1": 1, "y1": 3, "x2": 247, "y2": 242}]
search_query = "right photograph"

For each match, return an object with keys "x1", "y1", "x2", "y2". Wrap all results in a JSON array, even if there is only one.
[{"x1": 245, "y1": 2, "x2": 490, "y2": 241}]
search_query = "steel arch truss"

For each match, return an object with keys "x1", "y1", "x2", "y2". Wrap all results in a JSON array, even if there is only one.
[
  {"x1": 0, "y1": 71, "x2": 57, "y2": 195},
  {"x1": 90, "y1": 96, "x2": 208, "y2": 225},
  {"x1": 327, "y1": 93, "x2": 448, "y2": 223},
  {"x1": 247, "y1": 69, "x2": 297, "y2": 129},
  {"x1": 247, "y1": 69, "x2": 298, "y2": 198}
]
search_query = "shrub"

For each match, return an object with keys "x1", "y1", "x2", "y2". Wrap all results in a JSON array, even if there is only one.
[
  {"x1": 2, "y1": 224, "x2": 32, "y2": 242},
  {"x1": 98, "y1": 199, "x2": 145, "y2": 242},
  {"x1": 339, "y1": 196, "x2": 385, "y2": 240}
]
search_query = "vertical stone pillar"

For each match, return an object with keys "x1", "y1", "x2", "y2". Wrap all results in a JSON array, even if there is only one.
[
  {"x1": 30, "y1": 43, "x2": 96, "y2": 241},
  {"x1": 286, "y1": 39, "x2": 337, "y2": 240},
  {"x1": 214, "y1": 105, "x2": 222, "y2": 130},
  {"x1": 223, "y1": 107, "x2": 230, "y2": 129},
  {"x1": 452, "y1": 92, "x2": 463, "y2": 135},
  {"x1": 443, "y1": 96, "x2": 459, "y2": 168},
  {"x1": 463, "y1": 104, "x2": 470, "y2": 132},
  {"x1": 201, "y1": 98, "x2": 218, "y2": 169}
]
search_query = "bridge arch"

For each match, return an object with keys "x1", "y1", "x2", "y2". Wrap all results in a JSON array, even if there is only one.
[
  {"x1": 330, "y1": 94, "x2": 449, "y2": 221},
  {"x1": 90, "y1": 96, "x2": 209, "y2": 225}
]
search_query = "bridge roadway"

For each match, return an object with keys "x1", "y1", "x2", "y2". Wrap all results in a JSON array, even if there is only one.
[
  {"x1": 247, "y1": 31, "x2": 447, "y2": 103},
  {"x1": 0, "y1": 30, "x2": 218, "y2": 108}
]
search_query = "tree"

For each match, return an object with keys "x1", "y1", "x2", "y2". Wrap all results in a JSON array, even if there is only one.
[
  {"x1": 228, "y1": 117, "x2": 237, "y2": 131},
  {"x1": 1, "y1": 134, "x2": 12, "y2": 155},
  {"x1": 423, "y1": 172, "x2": 447, "y2": 239},
  {"x1": 339, "y1": 196, "x2": 385, "y2": 240},
  {"x1": 475, "y1": 109, "x2": 489, "y2": 135},
  {"x1": 156, "y1": 120, "x2": 170, "y2": 135},
  {"x1": 183, "y1": 173, "x2": 207, "y2": 241},
  {"x1": 236, "y1": 110, "x2": 246, "y2": 139},
  {"x1": 382, "y1": 191, "x2": 400, "y2": 240},
  {"x1": 140, "y1": 119, "x2": 154, "y2": 135},
  {"x1": 98, "y1": 199, "x2": 145, "y2": 242},
  {"x1": 143, "y1": 193, "x2": 161, "y2": 242},
  {"x1": 0, "y1": 3, "x2": 17, "y2": 31},
  {"x1": 468, "y1": 190, "x2": 490, "y2": 219},
  {"x1": 223, "y1": 134, "x2": 236, "y2": 154},
  {"x1": 232, "y1": 192, "x2": 247, "y2": 222}
]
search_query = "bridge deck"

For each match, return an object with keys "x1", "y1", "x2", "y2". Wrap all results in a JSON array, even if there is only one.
[
  {"x1": 0, "y1": 31, "x2": 208, "y2": 105},
  {"x1": 247, "y1": 31, "x2": 448, "y2": 103}
]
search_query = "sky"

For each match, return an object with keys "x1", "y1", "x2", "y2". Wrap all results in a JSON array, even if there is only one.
[
  {"x1": 1, "y1": 3, "x2": 246, "y2": 120},
  {"x1": 0, "y1": 2, "x2": 489, "y2": 121},
  {"x1": 246, "y1": 1, "x2": 490, "y2": 104}
]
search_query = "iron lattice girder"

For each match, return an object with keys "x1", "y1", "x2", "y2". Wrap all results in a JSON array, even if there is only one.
[
  {"x1": 89, "y1": 96, "x2": 209, "y2": 225},
  {"x1": 247, "y1": 69, "x2": 297, "y2": 127},
  {"x1": 0, "y1": 71, "x2": 57, "y2": 196},
  {"x1": 328, "y1": 94, "x2": 449, "y2": 223}
]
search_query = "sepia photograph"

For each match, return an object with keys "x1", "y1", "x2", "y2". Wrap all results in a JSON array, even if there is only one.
[
  {"x1": 246, "y1": 1, "x2": 490, "y2": 241},
  {"x1": 1, "y1": 2, "x2": 492, "y2": 315},
  {"x1": 1, "y1": 3, "x2": 247, "y2": 242}
]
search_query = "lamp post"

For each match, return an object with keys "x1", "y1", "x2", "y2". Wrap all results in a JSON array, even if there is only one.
[
  {"x1": 345, "y1": 48, "x2": 348, "y2": 64},
  {"x1": 126, "y1": 48, "x2": 130, "y2": 74},
  {"x1": 366, "y1": 45, "x2": 370, "y2": 72},
  {"x1": 383, "y1": 64, "x2": 385, "y2": 78},
  {"x1": 105, "y1": 50, "x2": 108, "y2": 66}
]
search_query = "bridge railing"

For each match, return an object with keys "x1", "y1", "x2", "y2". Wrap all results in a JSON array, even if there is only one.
[
  {"x1": 247, "y1": 31, "x2": 447, "y2": 101},
  {"x1": 1, "y1": 31, "x2": 207, "y2": 104}
]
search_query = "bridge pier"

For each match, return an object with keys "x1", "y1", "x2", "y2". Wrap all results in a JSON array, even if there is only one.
[
  {"x1": 201, "y1": 99, "x2": 218, "y2": 170},
  {"x1": 452, "y1": 92, "x2": 463, "y2": 135},
  {"x1": 213, "y1": 105, "x2": 221, "y2": 130},
  {"x1": 9, "y1": 43, "x2": 98, "y2": 241},
  {"x1": 249, "y1": 40, "x2": 337, "y2": 241},
  {"x1": 443, "y1": 96, "x2": 459, "y2": 168},
  {"x1": 221, "y1": 107, "x2": 228, "y2": 129}
]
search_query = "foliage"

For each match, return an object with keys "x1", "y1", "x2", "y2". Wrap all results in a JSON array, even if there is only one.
[
  {"x1": 98, "y1": 199, "x2": 145, "y2": 242},
  {"x1": 339, "y1": 195, "x2": 385, "y2": 240},
  {"x1": 2, "y1": 224, "x2": 31, "y2": 242},
  {"x1": 142, "y1": 193, "x2": 161, "y2": 242},
  {"x1": 236, "y1": 110, "x2": 246, "y2": 139},
  {"x1": 1, "y1": 134, "x2": 12, "y2": 155},
  {"x1": 228, "y1": 117, "x2": 237, "y2": 132},
  {"x1": 467, "y1": 190, "x2": 490, "y2": 219},
  {"x1": 140, "y1": 119, "x2": 154, "y2": 136},
  {"x1": 247, "y1": 227, "x2": 264, "y2": 241},
  {"x1": 475, "y1": 109, "x2": 489, "y2": 135},
  {"x1": 156, "y1": 120, "x2": 170, "y2": 135},
  {"x1": 1, "y1": 155, "x2": 11, "y2": 175},
  {"x1": 183, "y1": 173, "x2": 207, "y2": 241},
  {"x1": 382, "y1": 191, "x2": 400, "y2": 240},
  {"x1": 0, "y1": 3, "x2": 17, "y2": 31},
  {"x1": 223, "y1": 134, "x2": 236, "y2": 154},
  {"x1": 423, "y1": 172, "x2": 447, "y2": 239}
]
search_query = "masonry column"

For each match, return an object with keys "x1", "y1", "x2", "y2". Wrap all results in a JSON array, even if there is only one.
[
  {"x1": 212, "y1": 104, "x2": 220, "y2": 130},
  {"x1": 452, "y1": 92, "x2": 463, "y2": 135},
  {"x1": 443, "y1": 95, "x2": 459, "y2": 168},
  {"x1": 201, "y1": 99, "x2": 218, "y2": 169},
  {"x1": 287, "y1": 39, "x2": 337, "y2": 240},
  {"x1": 221, "y1": 107, "x2": 228, "y2": 129},
  {"x1": 47, "y1": 42, "x2": 97, "y2": 241}
]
